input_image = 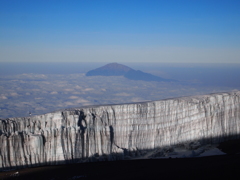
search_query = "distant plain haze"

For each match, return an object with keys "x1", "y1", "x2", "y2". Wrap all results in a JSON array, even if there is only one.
[
  {"x1": 0, "y1": 0, "x2": 240, "y2": 63},
  {"x1": 0, "y1": 62, "x2": 239, "y2": 118}
]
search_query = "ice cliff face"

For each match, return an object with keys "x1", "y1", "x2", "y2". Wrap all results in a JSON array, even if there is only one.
[{"x1": 0, "y1": 91, "x2": 240, "y2": 169}]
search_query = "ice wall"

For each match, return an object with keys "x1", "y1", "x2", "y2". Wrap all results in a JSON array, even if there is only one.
[{"x1": 0, "y1": 91, "x2": 240, "y2": 169}]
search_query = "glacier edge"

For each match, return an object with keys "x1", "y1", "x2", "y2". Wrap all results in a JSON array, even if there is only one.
[{"x1": 0, "y1": 91, "x2": 240, "y2": 169}]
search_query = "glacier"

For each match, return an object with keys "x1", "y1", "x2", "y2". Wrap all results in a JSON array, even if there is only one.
[{"x1": 0, "y1": 91, "x2": 240, "y2": 169}]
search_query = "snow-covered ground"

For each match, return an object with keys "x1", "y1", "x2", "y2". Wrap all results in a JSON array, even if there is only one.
[{"x1": 132, "y1": 144, "x2": 226, "y2": 160}]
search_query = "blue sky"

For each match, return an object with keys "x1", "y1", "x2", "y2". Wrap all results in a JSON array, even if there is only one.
[{"x1": 0, "y1": 0, "x2": 240, "y2": 63}]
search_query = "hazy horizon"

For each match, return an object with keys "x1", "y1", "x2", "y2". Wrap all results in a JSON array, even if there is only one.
[{"x1": 0, "y1": 62, "x2": 239, "y2": 118}]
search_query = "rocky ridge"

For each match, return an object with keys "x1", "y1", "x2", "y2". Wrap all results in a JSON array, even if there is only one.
[{"x1": 0, "y1": 91, "x2": 240, "y2": 169}]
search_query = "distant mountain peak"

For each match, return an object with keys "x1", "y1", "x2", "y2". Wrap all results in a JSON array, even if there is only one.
[
  {"x1": 100, "y1": 63, "x2": 132, "y2": 72},
  {"x1": 86, "y1": 63, "x2": 132, "y2": 77},
  {"x1": 86, "y1": 63, "x2": 176, "y2": 82}
]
